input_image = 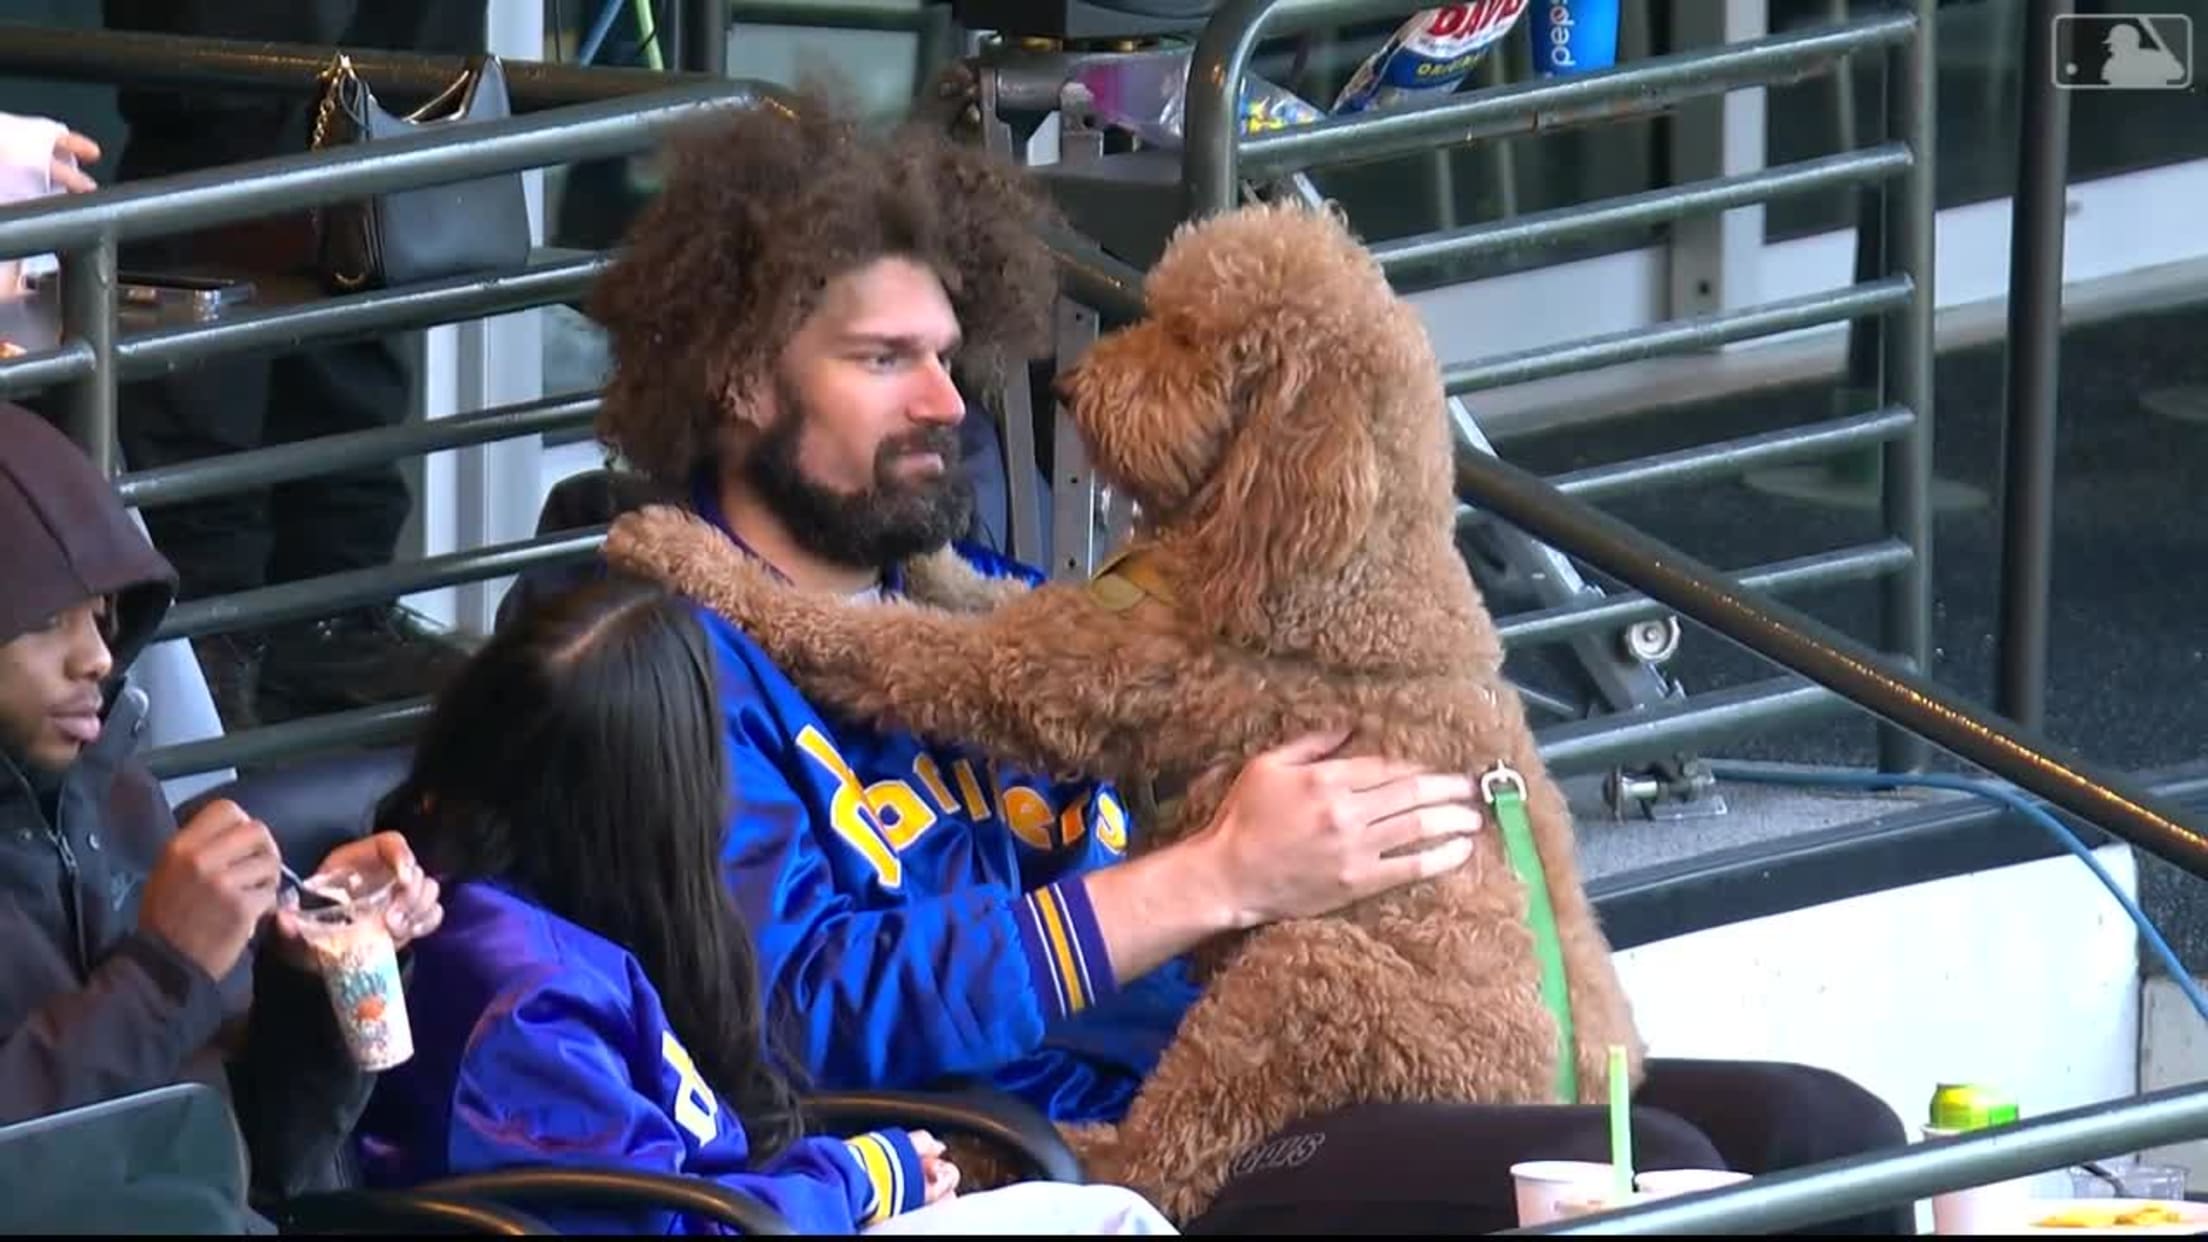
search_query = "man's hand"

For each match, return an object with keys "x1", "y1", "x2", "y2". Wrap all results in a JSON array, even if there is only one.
[
  {"x1": 136, "y1": 798, "x2": 283, "y2": 983},
  {"x1": 1190, "y1": 730, "x2": 1483, "y2": 930},
  {"x1": 1083, "y1": 731, "x2": 1483, "y2": 984},
  {"x1": 270, "y1": 832, "x2": 445, "y2": 971},
  {"x1": 908, "y1": 1130, "x2": 960, "y2": 1205}
]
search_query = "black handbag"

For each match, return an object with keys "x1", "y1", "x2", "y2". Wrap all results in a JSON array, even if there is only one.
[{"x1": 308, "y1": 51, "x2": 533, "y2": 293}]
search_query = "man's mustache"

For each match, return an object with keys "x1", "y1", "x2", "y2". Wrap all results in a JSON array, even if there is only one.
[{"x1": 877, "y1": 428, "x2": 962, "y2": 469}]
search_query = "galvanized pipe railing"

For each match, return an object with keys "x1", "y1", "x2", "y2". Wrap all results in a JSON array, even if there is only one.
[
  {"x1": 109, "y1": 254, "x2": 612, "y2": 381},
  {"x1": 1453, "y1": 445, "x2": 2208, "y2": 881},
  {"x1": 1498, "y1": 541, "x2": 1915, "y2": 648},
  {"x1": 0, "y1": 81, "x2": 784, "y2": 261},
  {"x1": 156, "y1": 527, "x2": 610, "y2": 645},
  {"x1": 1995, "y1": 0, "x2": 2074, "y2": 732},
  {"x1": 1369, "y1": 144, "x2": 1912, "y2": 278},
  {"x1": 1513, "y1": 1080, "x2": 2208, "y2": 1235},
  {"x1": 1183, "y1": 6, "x2": 1916, "y2": 219},
  {"x1": 117, "y1": 392, "x2": 600, "y2": 510},
  {"x1": 0, "y1": 21, "x2": 707, "y2": 108},
  {"x1": 1875, "y1": 1, "x2": 1939, "y2": 773},
  {"x1": 1440, "y1": 278, "x2": 1914, "y2": 396},
  {"x1": 1544, "y1": 408, "x2": 1916, "y2": 504}
]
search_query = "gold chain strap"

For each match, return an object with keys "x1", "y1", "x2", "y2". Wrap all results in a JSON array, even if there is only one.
[
  {"x1": 309, "y1": 53, "x2": 369, "y2": 289},
  {"x1": 310, "y1": 52, "x2": 354, "y2": 153}
]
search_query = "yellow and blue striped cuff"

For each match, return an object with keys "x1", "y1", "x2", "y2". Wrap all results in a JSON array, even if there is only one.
[
  {"x1": 842, "y1": 1129, "x2": 926, "y2": 1225},
  {"x1": 1015, "y1": 878, "x2": 1119, "y2": 1023}
]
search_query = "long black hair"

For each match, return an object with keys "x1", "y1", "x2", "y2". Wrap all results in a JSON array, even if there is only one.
[{"x1": 377, "y1": 571, "x2": 805, "y2": 1158}]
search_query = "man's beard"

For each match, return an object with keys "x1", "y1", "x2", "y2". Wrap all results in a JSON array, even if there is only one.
[{"x1": 741, "y1": 384, "x2": 975, "y2": 570}]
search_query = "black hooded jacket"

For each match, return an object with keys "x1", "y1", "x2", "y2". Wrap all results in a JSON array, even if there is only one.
[{"x1": 0, "y1": 401, "x2": 368, "y2": 1200}]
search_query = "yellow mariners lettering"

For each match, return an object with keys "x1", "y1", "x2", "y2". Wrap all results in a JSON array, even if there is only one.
[
  {"x1": 870, "y1": 779, "x2": 938, "y2": 851},
  {"x1": 1000, "y1": 783, "x2": 1057, "y2": 850},
  {"x1": 795, "y1": 726, "x2": 903, "y2": 887},
  {"x1": 1057, "y1": 791, "x2": 1091, "y2": 850},
  {"x1": 1095, "y1": 789, "x2": 1129, "y2": 853},
  {"x1": 661, "y1": 1031, "x2": 719, "y2": 1145},
  {"x1": 952, "y1": 759, "x2": 994, "y2": 821},
  {"x1": 912, "y1": 754, "x2": 959, "y2": 814}
]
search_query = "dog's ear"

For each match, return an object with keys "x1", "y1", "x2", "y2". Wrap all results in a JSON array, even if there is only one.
[{"x1": 1182, "y1": 348, "x2": 1380, "y2": 636}]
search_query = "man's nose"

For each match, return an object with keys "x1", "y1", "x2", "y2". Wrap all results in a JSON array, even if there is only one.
[
  {"x1": 66, "y1": 613, "x2": 113, "y2": 684},
  {"x1": 911, "y1": 354, "x2": 966, "y2": 424}
]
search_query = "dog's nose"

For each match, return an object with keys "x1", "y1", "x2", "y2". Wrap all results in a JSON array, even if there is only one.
[{"x1": 1051, "y1": 368, "x2": 1079, "y2": 407}]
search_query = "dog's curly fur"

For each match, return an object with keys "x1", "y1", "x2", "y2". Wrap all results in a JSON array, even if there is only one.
[{"x1": 605, "y1": 200, "x2": 1644, "y2": 1223}]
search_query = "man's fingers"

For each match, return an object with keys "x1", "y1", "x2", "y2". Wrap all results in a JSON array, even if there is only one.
[
  {"x1": 1369, "y1": 833, "x2": 1477, "y2": 890},
  {"x1": 1369, "y1": 799, "x2": 1487, "y2": 859},
  {"x1": 1348, "y1": 771, "x2": 1479, "y2": 827},
  {"x1": 1258, "y1": 729, "x2": 1355, "y2": 768},
  {"x1": 176, "y1": 798, "x2": 252, "y2": 841},
  {"x1": 205, "y1": 818, "x2": 282, "y2": 872}
]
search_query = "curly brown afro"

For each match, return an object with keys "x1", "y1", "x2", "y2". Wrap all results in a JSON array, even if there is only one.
[{"x1": 588, "y1": 94, "x2": 1067, "y2": 487}]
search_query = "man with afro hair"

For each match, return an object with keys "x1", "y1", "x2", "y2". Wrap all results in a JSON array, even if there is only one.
[
  {"x1": 530, "y1": 93, "x2": 1910, "y2": 1236},
  {"x1": 552, "y1": 83, "x2": 1482, "y2": 1155}
]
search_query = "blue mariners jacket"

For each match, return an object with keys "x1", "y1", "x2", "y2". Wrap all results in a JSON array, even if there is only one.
[
  {"x1": 351, "y1": 880, "x2": 931, "y2": 1235},
  {"x1": 687, "y1": 476, "x2": 1202, "y2": 1126}
]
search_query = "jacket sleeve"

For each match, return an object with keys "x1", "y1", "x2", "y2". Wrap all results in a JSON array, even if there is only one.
[
  {"x1": 225, "y1": 945, "x2": 374, "y2": 1200},
  {"x1": 445, "y1": 968, "x2": 923, "y2": 1235},
  {"x1": 0, "y1": 929, "x2": 227, "y2": 1125},
  {"x1": 715, "y1": 654, "x2": 1124, "y2": 1093}
]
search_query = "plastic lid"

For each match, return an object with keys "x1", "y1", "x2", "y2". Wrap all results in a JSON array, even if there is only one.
[{"x1": 1930, "y1": 1085, "x2": 2021, "y2": 1131}]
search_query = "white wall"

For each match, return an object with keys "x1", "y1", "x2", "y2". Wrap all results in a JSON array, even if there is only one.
[{"x1": 1613, "y1": 843, "x2": 2145, "y2": 1226}]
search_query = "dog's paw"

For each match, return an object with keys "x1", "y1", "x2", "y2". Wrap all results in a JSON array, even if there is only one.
[
  {"x1": 602, "y1": 504, "x2": 729, "y2": 587},
  {"x1": 900, "y1": 546, "x2": 1027, "y2": 613}
]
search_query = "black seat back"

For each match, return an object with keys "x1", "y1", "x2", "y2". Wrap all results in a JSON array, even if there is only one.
[{"x1": 176, "y1": 746, "x2": 412, "y2": 874}]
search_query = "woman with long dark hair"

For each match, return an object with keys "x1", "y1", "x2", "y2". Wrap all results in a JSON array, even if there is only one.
[
  {"x1": 349, "y1": 572, "x2": 947, "y2": 1233},
  {"x1": 349, "y1": 573, "x2": 1176, "y2": 1235}
]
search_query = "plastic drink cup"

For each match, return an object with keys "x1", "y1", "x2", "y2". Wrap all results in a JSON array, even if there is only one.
[
  {"x1": 284, "y1": 869, "x2": 415, "y2": 1071},
  {"x1": 1924, "y1": 1082, "x2": 2030, "y2": 1235},
  {"x1": 2071, "y1": 1162, "x2": 2189, "y2": 1201},
  {"x1": 1511, "y1": 1160, "x2": 1617, "y2": 1226},
  {"x1": 1636, "y1": 1168, "x2": 1753, "y2": 1198},
  {"x1": 1527, "y1": 0, "x2": 1621, "y2": 77}
]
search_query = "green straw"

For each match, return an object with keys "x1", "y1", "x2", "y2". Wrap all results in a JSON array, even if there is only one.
[{"x1": 1609, "y1": 1044, "x2": 1633, "y2": 1202}]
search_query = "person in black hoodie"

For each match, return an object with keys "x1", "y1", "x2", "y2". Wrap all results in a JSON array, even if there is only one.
[{"x1": 0, "y1": 400, "x2": 444, "y2": 1221}]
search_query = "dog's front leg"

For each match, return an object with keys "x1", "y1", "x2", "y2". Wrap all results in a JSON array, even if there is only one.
[{"x1": 608, "y1": 505, "x2": 1127, "y2": 777}]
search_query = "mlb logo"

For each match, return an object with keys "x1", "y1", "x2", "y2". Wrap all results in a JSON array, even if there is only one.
[{"x1": 2053, "y1": 13, "x2": 2192, "y2": 91}]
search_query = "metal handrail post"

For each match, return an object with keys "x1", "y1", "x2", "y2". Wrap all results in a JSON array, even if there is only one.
[
  {"x1": 1995, "y1": 0, "x2": 2074, "y2": 730},
  {"x1": 1876, "y1": 0, "x2": 1938, "y2": 773},
  {"x1": 56, "y1": 236, "x2": 116, "y2": 470},
  {"x1": 1181, "y1": 0, "x2": 1428, "y2": 219}
]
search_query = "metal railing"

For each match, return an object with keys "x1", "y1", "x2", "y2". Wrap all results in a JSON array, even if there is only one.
[
  {"x1": 0, "y1": 34, "x2": 793, "y2": 776},
  {"x1": 1173, "y1": 0, "x2": 1940, "y2": 773},
  {"x1": 1, "y1": 9, "x2": 2190, "y2": 1229}
]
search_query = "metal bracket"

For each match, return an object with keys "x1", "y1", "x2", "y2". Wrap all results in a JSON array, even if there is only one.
[{"x1": 1604, "y1": 754, "x2": 1731, "y2": 823}]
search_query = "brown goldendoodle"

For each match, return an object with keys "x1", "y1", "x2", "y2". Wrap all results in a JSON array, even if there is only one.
[{"x1": 604, "y1": 199, "x2": 1644, "y2": 1223}]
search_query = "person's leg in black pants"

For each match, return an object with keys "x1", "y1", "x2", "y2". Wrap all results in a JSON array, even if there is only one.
[
  {"x1": 1183, "y1": 1059, "x2": 1914, "y2": 1235},
  {"x1": 1185, "y1": 1098, "x2": 1728, "y2": 1235},
  {"x1": 1636, "y1": 1057, "x2": 1917, "y2": 1235}
]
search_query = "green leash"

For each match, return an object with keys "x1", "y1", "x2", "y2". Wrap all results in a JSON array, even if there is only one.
[{"x1": 1482, "y1": 762, "x2": 1579, "y2": 1103}]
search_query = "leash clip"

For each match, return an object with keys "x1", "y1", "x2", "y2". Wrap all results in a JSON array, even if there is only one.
[{"x1": 1480, "y1": 761, "x2": 1527, "y2": 804}]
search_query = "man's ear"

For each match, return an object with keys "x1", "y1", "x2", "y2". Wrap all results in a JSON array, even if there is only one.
[{"x1": 717, "y1": 373, "x2": 771, "y2": 434}]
